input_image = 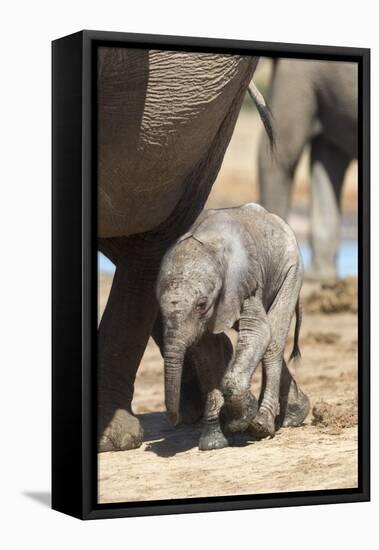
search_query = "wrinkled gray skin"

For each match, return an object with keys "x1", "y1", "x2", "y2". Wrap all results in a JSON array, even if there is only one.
[
  {"x1": 157, "y1": 203, "x2": 310, "y2": 450},
  {"x1": 98, "y1": 48, "x2": 273, "y2": 452},
  {"x1": 259, "y1": 60, "x2": 357, "y2": 280}
]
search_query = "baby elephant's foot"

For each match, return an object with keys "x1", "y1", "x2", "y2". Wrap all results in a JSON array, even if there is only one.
[
  {"x1": 199, "y1": 417, "x2": 229, "y2": 451},
  {"x1": 221, "y1": 393, "x2": 258, "y2": 433},
  {"x1": 282, "y1": 390, "x2": 310, "y2": 427},
  {"x1": 248, "y1": 409, "x2": 275, "y2": 439}
]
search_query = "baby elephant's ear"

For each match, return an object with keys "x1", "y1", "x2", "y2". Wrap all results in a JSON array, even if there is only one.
[
  {"x1": 211, "y1": 233, "x2": 257, "y2": 334},
  {"x1": 176, "y1": 210, "x2": 212, "y2": 244}
]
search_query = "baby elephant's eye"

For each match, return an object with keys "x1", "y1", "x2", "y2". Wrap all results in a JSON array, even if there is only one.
[{"x1": 195, "y1": 297, "x2": 208, "y2": 313}]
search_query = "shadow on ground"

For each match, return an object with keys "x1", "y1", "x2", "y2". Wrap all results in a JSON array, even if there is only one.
[
  {"x1": 23, "y1": 491, "x2": 51, "y2": 507},
  {"x1": 140, "y1": 412, "x2": 201, "y2": 457},
  {"x1": 139, "y1": 411, "x2": 254, "y2": 457}
]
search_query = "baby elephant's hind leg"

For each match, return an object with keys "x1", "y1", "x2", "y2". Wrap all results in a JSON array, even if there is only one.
[
  {"x1": 279, "y1": 362, "x2": 310, "y2": 428},
  {"x1": 249, "y1": 345, "x2": 282, "y2": 438},
  {"x1": 249, "y1": 266, "x2": 303, "y2": 439}
]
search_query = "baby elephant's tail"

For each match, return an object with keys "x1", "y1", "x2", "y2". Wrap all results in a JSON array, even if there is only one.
[{"x1": 289, "y1": 298, "x2": 302, "y2": 364}]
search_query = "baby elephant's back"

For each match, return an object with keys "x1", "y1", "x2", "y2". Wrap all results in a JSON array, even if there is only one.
[
  {"x1": 236, "y1": 203, "x2": 303, "y2": 310},
  {"x1": 238, "y1": 202, "x2": 303, "y2": 275}
]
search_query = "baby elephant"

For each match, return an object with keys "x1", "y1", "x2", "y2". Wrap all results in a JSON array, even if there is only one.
[{"x1": 156, "y1": 203, "x2": 310, "y2": 450}]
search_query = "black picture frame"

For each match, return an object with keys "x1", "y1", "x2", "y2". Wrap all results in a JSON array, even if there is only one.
[{"x1": 52, "y1": 30, "x2": 370, "y2": 520}]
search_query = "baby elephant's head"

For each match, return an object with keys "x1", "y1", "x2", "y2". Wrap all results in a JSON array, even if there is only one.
[
  {"x1": 156, "y1": 237, "x2": 224, "y2": 426},
  {"x1": 158, "y1": 238, "x2": 224, "y2": 340},
  {"x1": 156, "y1": 221, "x2": 254, "y2": 426}
]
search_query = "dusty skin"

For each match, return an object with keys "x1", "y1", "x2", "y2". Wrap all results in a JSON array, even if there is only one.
[{"x1": 98, "y1": 275, "x2": 358, "y2": 503}]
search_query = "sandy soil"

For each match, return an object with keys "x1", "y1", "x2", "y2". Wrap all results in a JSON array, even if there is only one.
[{"x1": 97, "y1": 275, "x2": 358, "y2": 503}]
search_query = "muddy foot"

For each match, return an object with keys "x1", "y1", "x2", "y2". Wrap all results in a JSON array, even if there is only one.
[
  {"x1": 199, "y1": 419, "x2": 229, "y2": 451},
  {"x1": 248, "y1": 410, "x2": 275, "y2": 439},
  {"x1": 221, "y1": 393, "x2": 258, "y2": 433},
  {"x1": 98, "y1": 409, "x2": 144, "y2": 452},
  {"x1": 282, "y1": 391, "x2": 311, "y2": 427}
]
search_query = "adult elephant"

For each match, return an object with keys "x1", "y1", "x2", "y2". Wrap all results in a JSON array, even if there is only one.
[
  {"x1": 98, "y1": 47, "x2": 273, "y2": 452},
  {"x1": 258, "y1": 59, "x2": 357, "y2": 280}
]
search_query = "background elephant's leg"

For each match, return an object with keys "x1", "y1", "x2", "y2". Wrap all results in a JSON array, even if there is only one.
[
  {"x1": 191, "y1": 333, "x2": 234, "y2": 451},
  {"x1": 98, "y1": 260, "x2": 159, "y2": 452},
  {"x1": 258, "y1": 61, "x2": 316, "y2": 219},
  {"x1": 151, "y1": 314, "x2": 204, "y2": 424},
  {"x1": 258, "y1": 159, "x2": 296, "y2": 221},
  {"x1": 307, "y1": 137, "x2": 350, "y2": 280},
  {"x1": 278, "y1": 361, "x2": 310, "y2": 428}
]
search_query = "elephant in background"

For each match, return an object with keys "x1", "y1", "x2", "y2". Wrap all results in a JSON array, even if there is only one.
[
  {"x1": 97, "y1": 47, "x2": 272, "y2": 452},
  {"x1": 258, "y1": 59, "x2": 357, "y2": 281},
  {"x1": 156, "y1": 203, "x2": 310, "y2": 451}
]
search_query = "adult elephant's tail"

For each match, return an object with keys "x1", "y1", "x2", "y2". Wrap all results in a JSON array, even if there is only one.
[{"x1": 248, "y1": 82, "x2": 275, "y2": 150}]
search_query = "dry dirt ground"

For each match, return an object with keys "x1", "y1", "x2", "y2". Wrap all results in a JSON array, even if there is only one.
[{"x1": 97, "y1": 275, "x2": 358, "y2": 504}]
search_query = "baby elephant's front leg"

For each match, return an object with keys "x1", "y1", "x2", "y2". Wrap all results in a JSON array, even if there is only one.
[
  {"x1": 199, "y1": 389, "x2": 229, "y2": 451},
  {"x1": 221, "y1": 297, "x2": 271, "y2": 433},
  {"x1": 191, "y1": 333, "x2": 232, "y2": 451}
]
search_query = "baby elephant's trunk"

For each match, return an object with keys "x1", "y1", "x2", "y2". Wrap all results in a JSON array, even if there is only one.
[
  {"x1": 289, "y1": 298, "x2": 302, "y2": 364},
  {"x1": 164, "y1": 338, "x2": 186, "y2": 426}
]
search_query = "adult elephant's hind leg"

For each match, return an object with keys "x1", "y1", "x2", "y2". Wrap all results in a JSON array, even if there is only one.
[{"x1": 98, "y1": 258, "x2": 159, "y2": 452}]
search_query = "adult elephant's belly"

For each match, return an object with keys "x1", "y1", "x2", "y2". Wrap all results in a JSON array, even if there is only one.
[{"x1": 97, "y1": 48, "x2": 256, "y2": 238}]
